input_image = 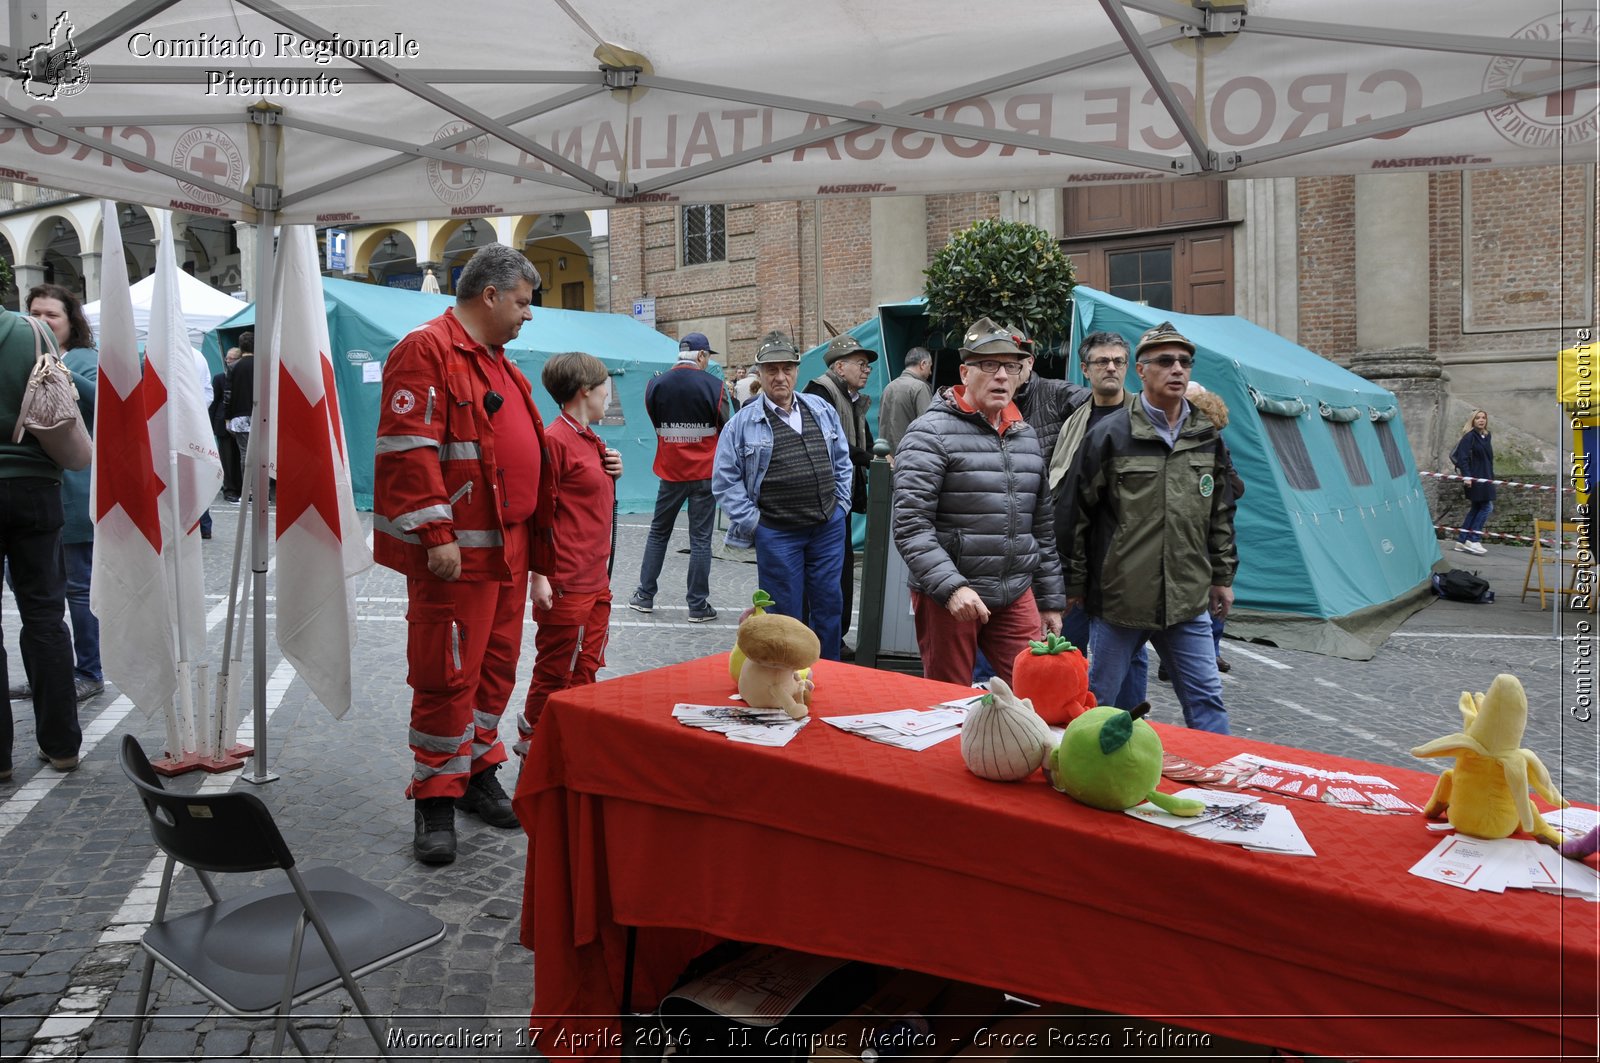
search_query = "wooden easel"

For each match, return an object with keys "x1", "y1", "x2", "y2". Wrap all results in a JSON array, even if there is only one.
[{"x1": 1521, "y1": 520, "x2": 1596, "y2": 609}]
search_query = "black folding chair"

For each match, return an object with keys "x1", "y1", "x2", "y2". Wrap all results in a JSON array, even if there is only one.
[{"x1": 119, "y1": 734, "x2": 446, "y2": 1059}]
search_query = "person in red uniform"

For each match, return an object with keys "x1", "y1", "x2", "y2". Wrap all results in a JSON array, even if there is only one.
[
  {"x1": 516, "y1": 352, "x2": 623, "y2": 754},
  {"x1": 374, "y1": 243, "x2": 555, "y2": 866}
]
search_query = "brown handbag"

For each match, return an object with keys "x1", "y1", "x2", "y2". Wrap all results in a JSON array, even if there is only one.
[{"x1": 11, "y1": 313, "x2": 92, "y2": 471}]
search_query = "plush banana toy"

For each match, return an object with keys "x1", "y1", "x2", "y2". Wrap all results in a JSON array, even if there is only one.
[{"x1": 1410, "y1": 673, "x2": 1568, "y2": 845}]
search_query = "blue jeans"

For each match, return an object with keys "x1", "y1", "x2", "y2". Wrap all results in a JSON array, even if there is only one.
[
  {"x1": 1062, "y1": 603, "x2": 1148, "y2": 708},
  {"x1": 1459, "y1": 501, "x2": 1493, "y2": 544},
  {"x1": 754, "y1": 508, "x2": 846, "y2": 662},
  {"x1": 0, "y1": 478, "x2": 81, "y2": 768},
  {"x1": 1089, "y1": 612, "x2": 1229, "y2": 734},
  {"x1": 634, "y1": 478, "x2": 715, "y2": 611},
  {"x1": 63, "y1": 541, "x2": 101, "y2": 682}
]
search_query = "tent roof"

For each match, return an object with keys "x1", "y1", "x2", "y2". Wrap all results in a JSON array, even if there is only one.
[
  {"x1": 1, "y1": 1, "x2": 1592, "y2": 224},
  {"x1": 215, "y1": 275, "x2": 681, "y2": 364},
  {"x1": 83, "y1": 267, "x2": 247, "y2": 345}
]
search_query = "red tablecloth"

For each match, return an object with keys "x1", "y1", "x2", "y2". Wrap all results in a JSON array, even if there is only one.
[{"x1": 514, "y1": 656, "x2": 1598, "y2": 1060}]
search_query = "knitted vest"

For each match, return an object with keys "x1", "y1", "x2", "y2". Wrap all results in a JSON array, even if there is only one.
[{"x1": 757, "y1": 403, "x2": 835, "y2": 529}]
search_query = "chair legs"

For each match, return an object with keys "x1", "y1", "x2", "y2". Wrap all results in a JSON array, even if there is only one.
[{"x1": 127, "y1": 951, "x2": 158, "y2": 1059}]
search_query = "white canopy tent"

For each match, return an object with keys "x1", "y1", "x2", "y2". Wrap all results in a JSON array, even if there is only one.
[
  {"x1": 82, "y1": 268, "x2": 247, "y2": 348},
  {"x1": 1, "y1": 0, "x2": 1593, "y2": 776}
]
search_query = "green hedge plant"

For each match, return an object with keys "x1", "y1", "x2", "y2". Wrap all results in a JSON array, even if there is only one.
[{"x1": 923, "y1": 217, "x2": 1076, "y2": 357}]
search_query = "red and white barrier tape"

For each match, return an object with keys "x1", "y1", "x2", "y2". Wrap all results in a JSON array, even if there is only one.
[
  {"x1": 1421, "y1": 470, "x2": 1574, "y2": 493},
  {"x1": 1433, "y1": 524, "x2": 1546, "y2": 545}
]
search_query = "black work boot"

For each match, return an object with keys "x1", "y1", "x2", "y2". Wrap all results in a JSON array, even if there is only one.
[
  {"x1": 455, "y1": 764, "x2": 519, "y2": 828},
  {"x1": 413, "y1": 796, "x2": 457, "y2": 865}
]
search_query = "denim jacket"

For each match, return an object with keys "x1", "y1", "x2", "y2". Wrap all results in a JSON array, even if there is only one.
[{"x1": 711, "y1": 392, "x2": 852, "y2": 549}]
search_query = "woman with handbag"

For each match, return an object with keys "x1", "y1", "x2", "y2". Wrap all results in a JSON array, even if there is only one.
[
  {"x1": 8, "y1": 285, "x2": 103, "y2": 707},
  {"x1": 0, "y1": 298, "x2": 88, "y2": 778},
  {"x1": 1451, "y1": 409, "x2": 1496, "y2": 556}
]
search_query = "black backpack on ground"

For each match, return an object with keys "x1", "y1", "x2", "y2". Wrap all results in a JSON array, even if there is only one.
[{"x1": 1434, "y1": 569, "x2": 1493, "y2": 603}]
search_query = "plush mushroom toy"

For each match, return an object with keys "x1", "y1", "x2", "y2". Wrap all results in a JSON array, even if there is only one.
[{"x1": 735, "y1": 613, "x2": 820, "y2": 719}]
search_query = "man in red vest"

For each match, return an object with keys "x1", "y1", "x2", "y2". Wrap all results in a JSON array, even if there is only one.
[{"x1": 374, "y1": 244, "x2": 556, "y2": 865}]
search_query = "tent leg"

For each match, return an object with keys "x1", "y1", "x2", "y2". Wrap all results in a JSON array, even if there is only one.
[{"x1": 244, "y1": 106, "x2": 284, "y2": 786}]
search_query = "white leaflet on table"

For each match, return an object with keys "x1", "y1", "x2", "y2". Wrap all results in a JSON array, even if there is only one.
[
  {"x1": 1409, "y1": 835, "x2": 1517, "y2": 892},
  {"x1": 935, "y1": 694, "x2": 985, "y2": 712},
  {"x1": 724, "y1": 718, "x2": 810, "y2": 746},
  {"x1": 1546, "y1": 806, "x2": 1600, "y2": 841},
  {"x1": 1535, "y1": 856, "x2": 1600, "y2": 901},
  {"x1": 1124, "y1": 789, "x2": 1260, "y2": 829},
  {"x1": 819, "y1": 708, "x2": 964, "y2": 750},
  {"x1": 1183, "y1": 799, "x2": 1317, "y2": 856},
  {"x1": 673, "y1": 703, "x2": 802, "y2": 735}
]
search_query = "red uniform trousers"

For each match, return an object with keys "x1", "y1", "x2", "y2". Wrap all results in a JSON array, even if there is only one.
[
  {"x1": 912, "y1": 587, "x2": 1042, "y2": 688},
  {"x1": 517, "y1": 589, "x2": 611, "y2": 755},
  {"x1": 405, "y1": 523, "x2": 528, "y2": 800}
]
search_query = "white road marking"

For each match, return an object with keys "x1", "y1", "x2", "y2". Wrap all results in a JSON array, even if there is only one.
[{"x1": 1224, "y1": 643, "x2": 1293, "y2": 670}]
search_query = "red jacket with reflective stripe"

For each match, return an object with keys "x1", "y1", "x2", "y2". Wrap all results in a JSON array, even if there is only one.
[{"x1": 373, "y1": 309, "x2": 555, "y2": 581}]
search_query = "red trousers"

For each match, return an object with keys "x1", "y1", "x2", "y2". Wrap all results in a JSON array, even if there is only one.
[
  {"x1": 912, "y1": 587, "x2": 1042, "y2": 688},
  {"x1": 518, "y1": 590, "x2": 611, "y2": 755},
  {"x1": 404, "y1": 524, "x2": 527, "y2": 800}
]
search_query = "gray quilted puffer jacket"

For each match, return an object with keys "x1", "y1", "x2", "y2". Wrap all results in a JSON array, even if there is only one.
[{"x1": 891, "y1": 388, "x2": 1065, "y2": 610}]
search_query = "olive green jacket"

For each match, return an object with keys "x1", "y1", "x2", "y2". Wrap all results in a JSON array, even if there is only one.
[{"x1": 1056, "y1": 398, "x2": 1237, "y2": 630}]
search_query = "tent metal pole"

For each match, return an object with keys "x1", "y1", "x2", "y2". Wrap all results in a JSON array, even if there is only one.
[{"x1": 244, "y1": 105, "x2": 284, "y2": 785}]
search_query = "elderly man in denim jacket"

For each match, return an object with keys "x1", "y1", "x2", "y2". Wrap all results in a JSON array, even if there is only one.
[{"x1": 712, "y1": 331, "x2": 853, "y2": 660}]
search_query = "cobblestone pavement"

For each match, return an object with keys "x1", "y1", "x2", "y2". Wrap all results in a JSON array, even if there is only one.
[{"x1": 1, "y1": 505, "x2": 1594, "y2": 1060}]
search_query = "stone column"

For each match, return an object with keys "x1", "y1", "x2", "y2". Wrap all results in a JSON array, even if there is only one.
[
  {"x1": 869, "y1": 195, "x2": 927, "y2": 310},
  {"x1": 1234, "y1": 178, "x2": 1298, "y2": 341},
  {"x1": 234, "y1": 222, "x2": 258, "y2": 300},
  {"x1": 590, "y1": 234, "x2": 611, "y2": 314},
  {"x1": 13, "y1": 262, "x2": 44, "y2": 294},
  {"x1": 1346, "y1": 173, "x2": 1447, "y2": 471},
  {"x1": 78, "y1": 251, "x2": 101, "y2": 302}
]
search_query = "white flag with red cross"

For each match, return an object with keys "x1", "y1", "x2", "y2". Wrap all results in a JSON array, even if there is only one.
[
  {"x1": 89, "y1": 201, "x2": 177, "y2": 717},
  {"x1": 270, "y1": 225, "x2": 372, "y2": 718}
]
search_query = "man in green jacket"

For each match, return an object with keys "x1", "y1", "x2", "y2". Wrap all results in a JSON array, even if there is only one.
[
  {"x1": 1056, "y1": 321, "x2": 1237, "y2": 734},
  {"x1": 0, "y1": 308, "x2": 83, "y2": 777}
]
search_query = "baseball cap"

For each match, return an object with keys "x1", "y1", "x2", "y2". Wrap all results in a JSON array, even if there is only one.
[
  {"x1": 1135, "y1": 321, "x2": 1196, "y2": 358},
  {"x1": 753, "y1": 330, "x2": 801, "y2": 364},
  {"x1": 679, "y1": 332, "x2": 716, "y2": 357},
  {"x1": 823, "y1": 335, "x2": 878, "y2": 367},
  {"x1": 960, "y1": 317, "x2": 1024, "y2": 359}
]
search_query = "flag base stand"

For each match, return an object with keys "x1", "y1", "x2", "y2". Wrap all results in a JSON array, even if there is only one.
[{"x1": 151, "y1": 750, "x2": 249, "y2": 777}]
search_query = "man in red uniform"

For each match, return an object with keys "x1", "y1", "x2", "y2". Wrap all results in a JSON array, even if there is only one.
[{"x1": 374, "y1": 243, "x2": 555, "y2": 865}]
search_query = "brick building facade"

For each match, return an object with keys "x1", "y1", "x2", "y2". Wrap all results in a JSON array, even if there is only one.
[{"x1": 603, "y1": 166, "x2": 1596, "y2": 483}]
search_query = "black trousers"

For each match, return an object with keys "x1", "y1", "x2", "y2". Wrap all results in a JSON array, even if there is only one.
[{"x1": 0, "y1": 477, "x2": 80, "y2": 769}]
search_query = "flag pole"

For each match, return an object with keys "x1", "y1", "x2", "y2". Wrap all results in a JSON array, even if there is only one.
[{"x1": 243, "y1": 104, "x2": 283, "y2": 785}]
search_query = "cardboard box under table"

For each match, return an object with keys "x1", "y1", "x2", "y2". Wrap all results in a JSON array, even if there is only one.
[{"x1": 513, "y1": 655, "x2": 1597, "y2": 1060}]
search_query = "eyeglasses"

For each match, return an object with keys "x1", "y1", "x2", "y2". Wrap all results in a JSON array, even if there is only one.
[
  {"x1": 1085, "y1": 357, "x2": 1127, "y2": 369},
  {"x1": 1139, "y1": 354, "x2": 1194, "y2": 369},
  {"x1": 842, "y1": 359, "x2": 873, "y2": 370},
  {"x1": 965, "y1": 359, "x2": 1024, "y2": 376}
]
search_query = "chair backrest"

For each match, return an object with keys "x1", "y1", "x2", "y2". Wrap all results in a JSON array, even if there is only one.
[{"x1": 119, "y1": 735, "x2": 298, "y2": 874}]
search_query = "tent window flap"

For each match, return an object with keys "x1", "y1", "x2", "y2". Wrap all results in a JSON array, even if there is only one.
[
  {"x1": 1261, "y1": 412, "x2": 1321, "y2": 491},
  {"x1": 1327, "y1": 420, "x2": 1373, "y2": 487},
  {"x1": 1373, "y1": 419, "x2": 1409, "y2": 480}
]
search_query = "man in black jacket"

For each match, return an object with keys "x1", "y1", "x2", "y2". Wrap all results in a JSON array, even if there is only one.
[
  {"x1": 892, "y1": 318, "x2": 1063, "y2": 687},
  {"x1": 212, "y1": 346, "x2": 241, "y2": 503}
]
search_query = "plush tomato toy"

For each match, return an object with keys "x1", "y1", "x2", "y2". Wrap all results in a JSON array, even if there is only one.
[{"x1": 1011, "y1": 633, "x2": 1096, "y2": 725}]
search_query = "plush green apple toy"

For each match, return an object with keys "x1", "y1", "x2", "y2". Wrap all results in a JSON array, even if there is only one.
[{"x1": 1048, "y1": 704, "x2": 1206, "y2": 816}]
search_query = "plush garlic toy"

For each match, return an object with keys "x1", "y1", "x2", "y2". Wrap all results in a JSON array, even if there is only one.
[
  {"x1": 1411, "y1": 673, "x2": 1568, "y2": 845},
  {"x1": 960, "y1": 677, "x2": 1052, "y2": 781}
]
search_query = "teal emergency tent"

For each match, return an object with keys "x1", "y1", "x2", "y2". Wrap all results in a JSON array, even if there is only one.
[
  {"x1": 1069, "y1": 286, "x2": 1440, "y2": 660},
  {"x1": 207, "y1": 277, "x2": 689, "y2": 512}
]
